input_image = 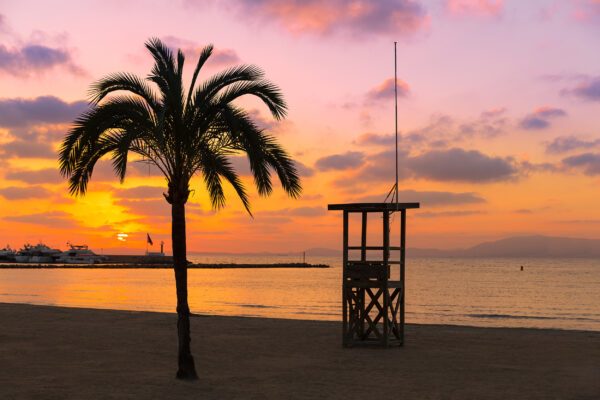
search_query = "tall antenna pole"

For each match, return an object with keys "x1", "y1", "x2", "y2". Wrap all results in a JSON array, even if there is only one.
[{"x1": 394, "y1": 41, "x2": 398, "y2": 206}]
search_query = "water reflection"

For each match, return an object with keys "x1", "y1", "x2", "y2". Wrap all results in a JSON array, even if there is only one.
[{"x1": 0, "y1": 256, "x2": 599, "y2": 331}]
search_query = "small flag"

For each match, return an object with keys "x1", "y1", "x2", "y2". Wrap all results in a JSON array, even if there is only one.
[{"x1": 147, "y1": 233, "x2": 153, "y2": 246}]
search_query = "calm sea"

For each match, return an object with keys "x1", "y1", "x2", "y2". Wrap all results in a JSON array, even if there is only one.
[{"x1": 1, "y1": 256, "x2": 599, "y2": 331}]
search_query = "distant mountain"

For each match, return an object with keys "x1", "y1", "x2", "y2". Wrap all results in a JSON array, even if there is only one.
[
  {"x1": 410, "y1": 235, "x2": 600, "y2": 258},
  {"x1": 176, "y1": 235, "x2": 600, "y2": 259}
]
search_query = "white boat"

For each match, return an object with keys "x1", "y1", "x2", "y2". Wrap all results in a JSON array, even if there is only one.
[
  {"x1": 30, "y1": 243, "x2": 62, "y2": 263},
  {"x1": 15, "y1": 243, "x2": 62, "y2": 263},
  {"x1": 0, "y1": 245, "x2": 16, "y2": 261},
  {"x1": 57, "y1": 244, "x2": 107, "y2": 264},
  {"x1": 15, "y1": 244, "x2": 33, "y2": 262}
]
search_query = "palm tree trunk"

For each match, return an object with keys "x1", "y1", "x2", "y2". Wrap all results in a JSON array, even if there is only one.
[{"x1": 171, "y1": 201, "x2": 198, "y2": 380}]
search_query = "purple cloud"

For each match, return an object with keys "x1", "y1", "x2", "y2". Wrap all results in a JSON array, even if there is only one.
[
  {"x1": 113, "y1": 186, "x2": 165, "y2": 200},
  {"x1": 354, "y1": 133, "x2": 396, "y2": 146},
  {"x1": 520, "y1": 106, "x2": 567, "y2": 130},
  {"x1": 354, "y1": 189, "x2": 485, "y2": 206},
  {"x1": 247, "y1": 109, "x2": 294, "y2": 135},
  {"x1": 0, "y1": 43, "x2": 84, "y2": 77},
  {"x1": 315, "y1": 151, "x2": 365, "y2": 171},
  {"x1": 162, "y1": 36, "x2": 241, "y2": 67},
  {"x1": 0, "y1": 141, "x2": 55, "y2": 159},
  {"x1": 545, "y1": 135, "x2": 600, "y2": 154},
  {"x1": 0, "y1": 96, "x2": 89, "y2": 127},
  {"x1": 210, "y1": 48, "x2": 241, "y2": 66},
  {"x1": 218, "y1": 0, "x2": 429, "y2": 37},
  {"x1": 562, "y1": 77, "x2": 600, "y2": 102},
  {"x1": 445, "y1": 0, "x2": 504, "y2": 17},
  {"x1": 366, "y1": 78, "x2": 410, "y2": 102},
  {"x1": 406, "y1": 148, "x2": 517, "y2": 182},
  {"x1": 3, "y1": 210, "x2": 78, "y2": 228},
  {"x1": 292, "y1": 160, "x2": 315, "y2": 177},
  {"x1": 0, "y1": 186, "x2": 53, "y2": 200},
  {"x1": 520, "y1": 116, "x2": 549, "y2": 130},
  {"x1": 116, "y1": 199, "x2": 171, "y2": 218},
  {"x1": 562, "y1": 153, "x2": 600, "y2": 175},
  {"x1": 4, "y1": 168, "x2": 63, "y2": 184},
  {"x1": 262, "y1": 206, "x2": 326, "y2": 217},
  {"x1": 229, "y1": 156, "x2": 314, "y2": 179}
]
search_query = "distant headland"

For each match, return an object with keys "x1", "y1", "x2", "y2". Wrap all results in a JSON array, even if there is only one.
[{"x1": 291, "y1": 235, "x2": 600, "y2": 258}]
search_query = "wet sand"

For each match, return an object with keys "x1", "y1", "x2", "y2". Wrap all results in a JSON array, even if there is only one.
[{"x1": 0, "y1": 302, "x2": 598, "y2": 399}]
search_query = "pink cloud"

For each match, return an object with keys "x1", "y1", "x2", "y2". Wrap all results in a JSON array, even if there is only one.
[
  {"x1": 162, "y1": 36, "x2": 241, "y2": 67},
  {"x1": 561, "y1": 76, "x2": 600, "y2": 102},
  {"x1": 366, "y1": 77, "x2": 410, "y2": 102},
  {"x1": 480, "y1": 107, "x2": 506, "y2": 118},
  {"x1": 446, "y1": 0, "x2": 503, "y2": 17},
  {"x1": 221, "y1": 0, "x2": 429, "y2": 37},
  {"x1": 572, "y1": 0, "x2": 600, "y2": 21},
  {"x1": 520, "y1": 106, "x2": 567, "y2": 130}
]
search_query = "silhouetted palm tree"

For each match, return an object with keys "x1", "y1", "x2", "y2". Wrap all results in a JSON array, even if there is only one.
[{"x1": 58, "y1": 38, "x2": 301, "y2": 380}]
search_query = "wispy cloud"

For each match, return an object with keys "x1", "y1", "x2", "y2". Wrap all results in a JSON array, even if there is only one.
[
  {"x1": 3, "y1": 210, "x2": 78, "y2": 228},
  {"x1": 0, "y1": 96, "x2": 88, "y2": 127},
  {"x1": 354, "y1": 189, "x2": 485, "y2": 206},
  {"x1": 4, "y1": 168, "x2": 63, "y2": 184},
  {"x1": 0, "y1": 15, "x2": 85, "y2": 77},
  {"x1": 217, "y1": 0, "x2": 430, "y2": 37},
  {"x1": 315, "y1": 151, "x2": 365, "y2": 171},
  {"x1": 572, "y1": 0, "x2": 600, "y2": 22},
  {"x1": 162, "y1": 36, "x2": 241, "y2": 67},
  {"x1": 333, "y1": 147, "x2": 518, "y2": 187},
  {"x1": 354, "y1": 133, "x2": 396, "y2": 147},
  {"x1": 562, "y1": 153, "x2": 600, "y2": 175},
  {"x1": 520, "y1": 106, "x2": 567, "y2": 130},
  {"x1": 406, "y1": 147, "x2": 517, "y2": 182},
  {"x1": 545, "y1": 135, "x2": 600, "y2": 154},
  {"x1": 561, "y1": 76, "x2": 600, "y2": 102},
  {"x1": 445, "y1": 0, "x2": 503, "y2": 17},
  {"x1": 0, "y1": 186, "x2": 53, "y2": 200},
  {"x1": 366, "y1": 77, "x2": 410, "y2": 102}
]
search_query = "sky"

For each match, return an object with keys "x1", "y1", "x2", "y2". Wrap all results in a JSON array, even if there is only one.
[{"x1": 0, "y1": 0, "x2": 599, "y2": 254}]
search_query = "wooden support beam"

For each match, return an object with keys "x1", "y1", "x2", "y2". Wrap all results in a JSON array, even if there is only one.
[
  {"x1": 361, "y1": 211, "x2": 367, "y2": 261},
  {"x1": 400, "y1": 209, "x2": 406, "y2": 344},
  {"x1": 347, "y1": 246, "x2": 403, "y2": 251},
  {"x1": 342, "y1": 210, "x2": 348, "y2": 346},
  {"x1": 383, "y1": 210, "x2": 390, "y2": 266}
]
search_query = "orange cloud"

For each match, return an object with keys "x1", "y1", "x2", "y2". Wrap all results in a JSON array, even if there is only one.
[
  {"x1": 221, "y1": 0, "x2": 429, "y2": 37},
  {"x1": 446, "y1": 0, "x2": 503, "y2": 17}
]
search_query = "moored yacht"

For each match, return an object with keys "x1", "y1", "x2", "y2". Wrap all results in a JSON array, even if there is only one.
[
  {"x1": 57, "y1": 243, "x2": 107, "y2": 264},
  {"x1": 30, "y1": 243, "x2": 63, "y2": 263},
  {"x1": 0, "y1": 245, "x2": 16, "y2": 261},
  {"x1": 14, "y1": 243, "x2": 62, "y2": 263},
  {"x1": 15, "y1": 244, "x2": 33, "y2": 262}
]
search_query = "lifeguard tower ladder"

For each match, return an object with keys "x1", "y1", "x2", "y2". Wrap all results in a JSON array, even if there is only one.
[{"x1": 328, "y1": 202, "x2": 419, "y2": 347}]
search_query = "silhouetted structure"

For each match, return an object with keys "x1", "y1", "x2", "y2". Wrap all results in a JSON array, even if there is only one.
[{"x1": 328, "y1": 202, "x2": 419, "y2": 347}]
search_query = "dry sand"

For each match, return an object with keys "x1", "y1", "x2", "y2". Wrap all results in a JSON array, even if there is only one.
[{"x1": 0, "y1": 303, "x2": 598, "y2": 399}]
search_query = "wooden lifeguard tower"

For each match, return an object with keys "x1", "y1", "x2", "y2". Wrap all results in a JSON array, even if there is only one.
[{"x1": 328, "y1": 202, "x2": 419, "y2": 347}]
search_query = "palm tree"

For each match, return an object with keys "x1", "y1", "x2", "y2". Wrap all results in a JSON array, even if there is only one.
[{"x1": 58, "y1": 38, "x2": 301, "y2": 380}]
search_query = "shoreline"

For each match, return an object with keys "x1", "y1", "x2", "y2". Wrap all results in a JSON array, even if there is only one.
[
  {"x1": 2, "y1": 301, "x2": 598, "y2": 334},
  {"x1": 0, "y1": 262, "x2": 330, "y2": 269},
  {"x1": 1, "y1": 302, "x2": 598, "y2": 399}
]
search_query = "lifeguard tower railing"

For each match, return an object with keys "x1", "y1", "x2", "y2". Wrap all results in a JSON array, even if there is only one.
[{"x1": 328, "y1": 202, "x2": 420, "y2": 347}]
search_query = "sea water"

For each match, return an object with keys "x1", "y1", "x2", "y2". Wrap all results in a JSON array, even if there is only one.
[{"x1": 0, "y1": 256, "x2": 598, "y2": 331}]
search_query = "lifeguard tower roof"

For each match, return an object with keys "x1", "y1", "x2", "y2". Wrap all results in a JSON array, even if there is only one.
[{"x1": 328, "y1": 202, "x2": 420, "y2": 212}]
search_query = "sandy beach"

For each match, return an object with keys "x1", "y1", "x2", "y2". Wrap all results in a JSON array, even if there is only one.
[{"x1": 0, "y1": 303, "x2": 598, "y2": 399}]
